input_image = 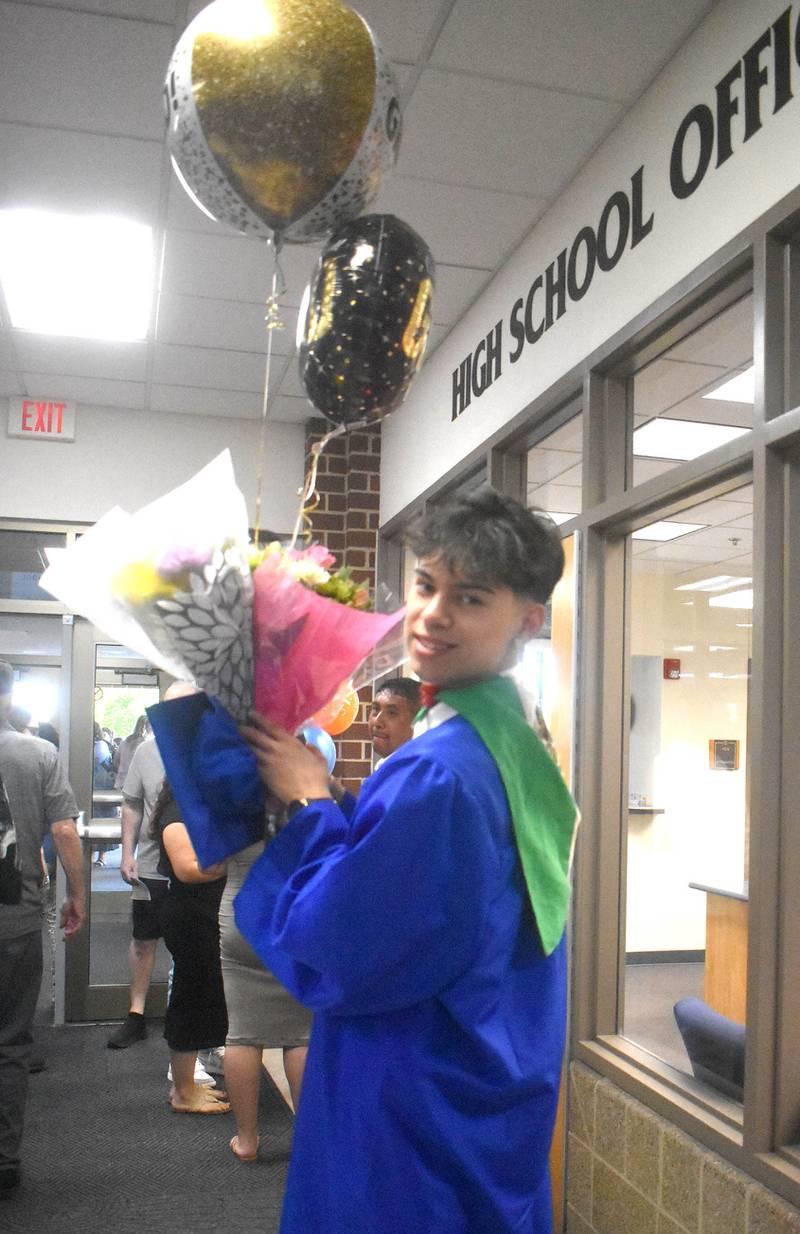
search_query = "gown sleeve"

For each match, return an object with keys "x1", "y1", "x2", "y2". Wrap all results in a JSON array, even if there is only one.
[{"x1": 234, "y1": 750, "x2": 500, "y2": 1016}]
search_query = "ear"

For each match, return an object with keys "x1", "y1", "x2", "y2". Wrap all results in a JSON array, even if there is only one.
[{"x1": 519, "y1": 601, "x2": 547, "y2": 639}]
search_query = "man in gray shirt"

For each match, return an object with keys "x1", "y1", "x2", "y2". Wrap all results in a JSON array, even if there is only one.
[
  {"x1": 0, "y1": 660, "x2": 85, "y2": 1195},
  {"x1": 106, "y1": 733, "x2": 168, "y2": 1048},
  {"x1": 107, "y1": 680, "x2": 198, "y2": 1051}
]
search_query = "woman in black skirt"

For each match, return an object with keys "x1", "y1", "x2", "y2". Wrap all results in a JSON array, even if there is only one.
[{"x1": 150, "y1": 781, "x2": 230, "y2": 1115}]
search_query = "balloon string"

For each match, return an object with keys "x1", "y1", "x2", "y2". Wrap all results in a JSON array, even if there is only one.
[
  {"x1": 289, "y1": 423, "x2": 348, "y2": 550},
  {"x1": 253, "y1": 246, "x2": 286, "y2": 547}
]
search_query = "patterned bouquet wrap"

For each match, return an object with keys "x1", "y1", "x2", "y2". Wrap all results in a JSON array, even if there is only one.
[{"x1": 40, "y1": 450, "x2": 406, "y2": 729}]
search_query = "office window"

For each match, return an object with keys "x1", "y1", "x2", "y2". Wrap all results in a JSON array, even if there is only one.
[
  {"x1": 526, "y1": 412, "x2": 583, "y2": 524},
  {"x1": 0, "y1": 529, "x2": 66, "y2": 600},
  {"x1": 623, "y1": 483, "x2": 752, "y2": 1099},
  {"x1": 630, "y1": 295, "x2": 753, "y2": 489}
]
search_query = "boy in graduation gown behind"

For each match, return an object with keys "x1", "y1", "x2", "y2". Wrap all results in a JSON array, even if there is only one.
[{"x1": 238, "y1": 486, "x2": 578, "y2": 1234}]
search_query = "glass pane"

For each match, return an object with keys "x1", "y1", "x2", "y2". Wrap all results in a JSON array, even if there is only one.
[
  {"x1": 630, "y1": 295, "x2": 753, "y2": 488},
  {"x1": 0, "y1": 529, "x2": 66, "y2": 600},
  {"x1": 0, "y1": 613, "x2": 63, "y2": 658},
  {"x1": 623, "y1": 482, "x2": 752, "y2": 1102},
  {"x1": 89, "y1": 642, "x2": 164, "y2": 985},
  {"x1": 526, "y1": 412, "x2": 583, "y2": 524}
]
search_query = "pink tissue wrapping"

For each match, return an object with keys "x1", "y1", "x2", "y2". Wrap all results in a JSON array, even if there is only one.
[{"x1": 251, "y1": 555, "x2": 405, "y2": 732}]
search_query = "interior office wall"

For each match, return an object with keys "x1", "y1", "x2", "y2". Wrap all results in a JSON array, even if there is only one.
[
  {"x1": 626, "y1": 571, "x2": 748, "y2": 953},
  {"x1": 381, "y1": 0, "x2": 791, "y2": 520},
  {"x1": 0, "y1": 404, "x2": 305, "y2": 531}
]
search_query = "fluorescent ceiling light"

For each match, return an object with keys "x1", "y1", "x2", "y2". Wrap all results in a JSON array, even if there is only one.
[
  {"x1": 632, "y1": 520, "x2": 704, "y2": 541},
  {"x1": 709, "y1": 644, "x2": 735, "y2": 652},
  {"x1": 673, "y1": 644, "x2": 694, "y2": 652},
  {"x1": 544, "y1": 512, "x2": 575, "y2": 526},
  {"x1": 675, "y1": 574, "x2": 752, "y2": 592},
  {"x1": 633, "y1": 418, "x2": 749, "y2": 460},
  {"x1": 709, "y1": 588, "x2": 753, "y2": 609},
  {"x1": 0, "y1": 209, "x2": 152, "y2": 341},
  {"x1": 703, "y1": 366, "x2": 755, "y2": 404}
]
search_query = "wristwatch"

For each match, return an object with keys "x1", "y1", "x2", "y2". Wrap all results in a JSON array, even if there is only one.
[{"x1": 287, "y1": 796, "x2": 331, "y2": 819}]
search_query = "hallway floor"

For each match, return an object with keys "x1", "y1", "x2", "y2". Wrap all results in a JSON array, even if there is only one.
[{"x1": 3, "y1": 1023, "x2": 292, "y2": 1233}]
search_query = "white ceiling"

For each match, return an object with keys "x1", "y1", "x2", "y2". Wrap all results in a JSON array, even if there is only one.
[{"x1": 0, "y1": 0, "x2": 717, "y2": 426}]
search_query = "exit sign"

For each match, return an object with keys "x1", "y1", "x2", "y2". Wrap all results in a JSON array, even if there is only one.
[{"x1": 7, "y1": 397, "x2": 76, "y2": 441}]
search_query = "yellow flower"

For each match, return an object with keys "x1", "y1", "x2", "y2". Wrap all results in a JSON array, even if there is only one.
[{"x1": 113, "y1": 561, "x2": 176, "y2": 604}]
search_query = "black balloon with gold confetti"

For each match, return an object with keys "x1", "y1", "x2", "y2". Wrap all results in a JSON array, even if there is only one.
[{"x1": 298, "y1": 213, "x2": 435, "y2": 427}]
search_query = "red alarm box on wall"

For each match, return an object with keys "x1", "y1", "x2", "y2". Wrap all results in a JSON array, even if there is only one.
[{"x1": 663, "y1": 658, "x2": 681, "y2": 680}]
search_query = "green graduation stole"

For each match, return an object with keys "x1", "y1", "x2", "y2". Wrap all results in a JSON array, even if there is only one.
[{"x1": 419, "y1": 676, "x2": 578, "y2": 956}]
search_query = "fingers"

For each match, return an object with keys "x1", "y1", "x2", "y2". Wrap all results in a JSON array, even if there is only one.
[{"x1": 245, "y1": 712, "x2": 286, "y2": 737}]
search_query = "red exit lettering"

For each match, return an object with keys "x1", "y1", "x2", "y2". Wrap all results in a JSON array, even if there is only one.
[{"x1": 21, "y1": 400, "x2": 65, "y2": 434}]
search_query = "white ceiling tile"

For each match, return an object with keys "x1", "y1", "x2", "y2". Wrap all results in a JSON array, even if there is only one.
[
  {"x1": 0, "y1": 123, "x2": 163, "y2": 223},
  {"x1": 21, "y1": 372, "x2": 145, "y2": 409},
  {"x1": 152, "y1": 344, "x2": 273, "y2": 393},
  {"x1": 31, "y1": 0, "x2": 178, "y2": 19},
  {"x1": 278, "y1": 359, "x2": 305, "y2": 399},
  {"x1": 642, "y1": 542, "x2": 744, "y2": 565},
  {"x1": 681, "y1": 526, "x2": 753, "y2": 552},
  {"x1": 0, "y1": 332, "x2": 19, "y2": 369},
  {"x1": 669, "y1": 295, "x2": 753, "y2": 367},
  {"x1": 14, "y1": 335, "x2": 148, "y2": 382},
  {"x1": 350, "y1": 0, "x2": 444, "y2": 63},
  {"x1": 267, "y1": 395, "x2": 313, "y2": 424},
  {"x1": 162, "y1": 230, "x2": 314, "y2": 309},
  {"x1": 678, "y1": 497, "x2": 754, "y2": 526},
  {"x1": 372, "y1": 176, "x2": 545, "y2": 269},
  {"x1": 525, "y1": 483, "x2": 581, "y2": 514},
  {"x1": 661, "y1": 394, "x2": 753, "y2": 429},
  {"x1": 155, "y1": 294, "x2": 296, "y2": 357},
  {"x1": 631, "y1": 457, "x2": 676, "y2": 484},
  {"x1": 0, "y1": 370, "x2": 23, "y2": 397},
  {"x1": 0, "y1": 3, "x2": 174, "y2": 140},
  {"x1": 150, "y1": 384, "x2": 263, "y2": 418},
  {"x1": 399, "y1": 69, "x2": 623, "y2": 196},
  {"x1": 527, "y1": 448, "x2": 581, "y2": 484},
  {"x1": 633, "y1": 358, "x2": 727, "y2": 419},
  {"x1": 431, "y1": 0, "x2": 714, "y2": 100},
  {"x1": 432, "y1": 265, "x2": 492, "y2": 326}
]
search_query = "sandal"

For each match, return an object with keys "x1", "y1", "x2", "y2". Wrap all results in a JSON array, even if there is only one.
[{"x1": 230, "y1": 1134, "x2": 260, "y2": 1162}]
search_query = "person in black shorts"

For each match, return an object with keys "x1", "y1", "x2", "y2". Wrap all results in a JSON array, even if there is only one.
[{"x1": 150, "y1": 781, "x2": 230, "y2": 1115}]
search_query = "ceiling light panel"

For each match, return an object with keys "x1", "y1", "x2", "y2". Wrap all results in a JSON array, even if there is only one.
[
  {"x1": 632, "y1": 520, "x2": 705, "y2": 541},
  {"x1": 632, "y1": 417, "x2": 749, "y2": 460},
  {"x1": 0, "y1": 209, "x2": 153, "y2": 341}
]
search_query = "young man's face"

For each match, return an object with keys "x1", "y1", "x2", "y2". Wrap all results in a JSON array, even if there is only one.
[
  {"x1": 404, "y1": 556, "x2": 545, "y2": 689},
  {"x1": 367, "y1": 692, "x2": 417, "y2": 759}
]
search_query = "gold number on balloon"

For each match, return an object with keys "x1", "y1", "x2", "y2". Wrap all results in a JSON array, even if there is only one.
[{"x1": 401, "y1": 277, "x2": 433, "y2": 364}]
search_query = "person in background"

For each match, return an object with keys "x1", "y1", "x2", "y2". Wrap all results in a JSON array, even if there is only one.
[
  {"x1": 0, "y1": 660, "x2": 85, "y2": 1195},
  {"x1": 91, "y1": 721, "x2": 117, "y2": 868},
  {"x1": 149, "y1": 779, "x2": 229, "y2": 1116},
  {"x1": 114, "y1": 715, "x2": 149, "y2": 789},
  {"x1": 109, "y1": 683, "x2": 202, "y2": 1060},
  {"x1": 220, "y1": 815, "x2": 312, "y2": 1162},
  {"x1": 239, "y1": 487, "x2": 577, "y2": 1234},
  {"x1": 366, "y1": 678, "x2": 421, "y2": 766}
]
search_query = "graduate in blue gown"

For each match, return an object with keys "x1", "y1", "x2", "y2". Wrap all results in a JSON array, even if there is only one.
[{"x1": 237, "y1": 487, "x2": 578, "y2": 1234}]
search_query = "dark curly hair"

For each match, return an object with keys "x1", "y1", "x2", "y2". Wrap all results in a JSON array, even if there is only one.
[{"x1": 405, "y1": 485, "x2": 564, "y2": 604}]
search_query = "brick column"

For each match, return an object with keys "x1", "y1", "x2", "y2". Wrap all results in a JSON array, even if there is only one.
[{"x1": 303, "y1": 419, "x2": 382, "y2": 793}]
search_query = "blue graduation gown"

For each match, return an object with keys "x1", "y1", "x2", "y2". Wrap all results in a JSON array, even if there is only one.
[{"x1": 235, "y1": 714, "x2": 566, "y2": 1234}]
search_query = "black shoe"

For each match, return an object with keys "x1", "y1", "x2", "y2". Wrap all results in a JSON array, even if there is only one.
[
  {"x1": 28, "y1": 1056, "x2": 47, "y2": 1074},
  {"x1": 0, "y1": 1166, "x2": 20, "y2": 1194},
  {"x1": 107, "y1": 1012, "x2": 147, "y2": 1049}
]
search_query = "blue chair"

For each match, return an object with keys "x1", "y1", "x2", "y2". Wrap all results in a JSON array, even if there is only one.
[{"x1": 673, "y1": 997, "x2": 745, "y2": 1101}]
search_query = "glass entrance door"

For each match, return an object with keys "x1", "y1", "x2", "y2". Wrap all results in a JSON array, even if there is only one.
[{"x1": 64, "y1": 618, "x2": 168, "y2": 1022}]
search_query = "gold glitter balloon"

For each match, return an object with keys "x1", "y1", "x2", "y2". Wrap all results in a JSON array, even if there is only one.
[{"x1": 165, "y1": 0, "x2": 401, "y2": 243}]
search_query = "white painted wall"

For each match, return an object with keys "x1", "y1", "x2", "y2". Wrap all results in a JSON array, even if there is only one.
[
  {"x1": 0, "y1": 402, "x2": 305, "y2": 531},
  {"x1": 626, "y1": 571, "x2": 750, "y2": 953},
  {"x1": 381, "y1": 0, "x2": 796, "y2": 521}
]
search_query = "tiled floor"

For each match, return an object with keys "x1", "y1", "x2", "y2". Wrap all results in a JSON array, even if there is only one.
[{"x1": 622, "y1": 961, "x2": 705, "y2": 1072}]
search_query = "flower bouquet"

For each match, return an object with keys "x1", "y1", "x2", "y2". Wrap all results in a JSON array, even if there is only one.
[{"x1": 40, "y1": 450, "x2": 405, "y2": 862}]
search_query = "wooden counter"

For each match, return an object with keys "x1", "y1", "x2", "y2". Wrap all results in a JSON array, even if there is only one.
[{"x1": 689, "y1": 882, "x2": 748, "y2": 1024}]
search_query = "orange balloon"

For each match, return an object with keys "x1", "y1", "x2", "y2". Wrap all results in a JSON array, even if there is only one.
[{"x1": 313, "y1": 687, "x2": 360, "y2": 736}]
